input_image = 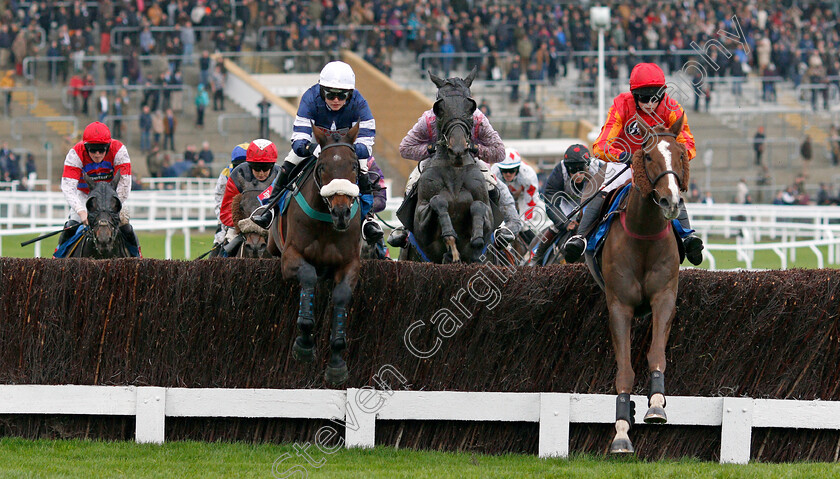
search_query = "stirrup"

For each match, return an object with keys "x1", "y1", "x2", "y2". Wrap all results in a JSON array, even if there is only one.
[
  {"x1": 563, "y1": 235, "x2": 587, "y2": 262},
  {"x1": 251, "y1": 204, "x2": 275, "y2": 228}
]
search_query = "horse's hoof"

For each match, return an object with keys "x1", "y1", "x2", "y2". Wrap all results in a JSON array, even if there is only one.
[
  {"x1": 609, "y1": 438, "x2": 635, "y2": 454},
  {"x1": 470, "y1": 237, "x2": 484, "y2": 250},
  {"x1": 325, "y1": 364, "x2": 349, "y2": 385},
  {"x1": 644, "y1": 406, "x2": 667, "y2": 424},
  {"x1": 292, "y1": 338, "x2": 315, "y2": 363}
]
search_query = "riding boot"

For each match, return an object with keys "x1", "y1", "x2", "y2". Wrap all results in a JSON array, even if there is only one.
[
  {"x1": 57, "y1": 220, "x2": 81, "y2": 246},
  {"x1": 488, "y1": 185, "x2": 500, "y2": 204},
  {"x1": 362, "y1": 214, "x2": 383, "y2": 243},
  {"x1": 564, "y1": 192, "x2": 606, "y2": 263},
  {"x1": 678, "y1": 202, "x2": 704, "y2": 265},
  {"x1": 388, "y1": 227, "x2": 408, "y2": 248},
  {"x1": 119, "y1": 224, "x2": 141, "y2": 257},
  {"x1": 533, "y1": 225, "x2": 559, "y2": 265},
  {"x1": 253, "y1": 160, "x2": 294, "y2": 228},
  {"x1": 357, "y1": 172, "x2": 373, "y2": 195}
]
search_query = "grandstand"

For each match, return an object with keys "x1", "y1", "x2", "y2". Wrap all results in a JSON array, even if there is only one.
[{"x1": 1, "y1": 1, "x2": 839, "y2": 202}]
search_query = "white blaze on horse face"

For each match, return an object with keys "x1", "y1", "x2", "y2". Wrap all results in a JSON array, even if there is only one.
[
  {"x1": 657, "y1": 140, "x2": 680, "y2": 204},
  {"x1": 320, "y1": 178, "x2": 360, "y2": 198}
]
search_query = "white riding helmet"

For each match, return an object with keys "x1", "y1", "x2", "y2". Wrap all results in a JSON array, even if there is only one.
[
  {"x1": 319, "y1": 61, "x2": 356, "y2": 90},
  {"x1": 498, "y1": 148, "x2": 522, "y2": 170}
]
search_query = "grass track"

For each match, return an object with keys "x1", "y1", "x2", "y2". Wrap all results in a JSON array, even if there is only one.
[{"x1": 1, "y1": 438, "x2": 837, "y2": 478}]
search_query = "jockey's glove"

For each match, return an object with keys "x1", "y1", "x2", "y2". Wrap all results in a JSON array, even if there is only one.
[
  {"x1": 426, "y1": 143, "x2": 436, "y2": 155},
  {"x1": 303, "y1": 141, "x2": 317, "y2": 157},
  {"x1": 468, "y1": 141, "x2": 479, "y2": 156}
]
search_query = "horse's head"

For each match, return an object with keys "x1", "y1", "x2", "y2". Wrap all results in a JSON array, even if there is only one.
[
  {"x1": 313, "y1": 122, "x2": 360, "y2": 231},
  {"x1": 83, "y1": 171, "x2": 123, "y2": 255},
  {"x1": 632, "y1": 116, "x2": 690, "y2": 221},
  {"x1": 430, "y1": 68, "x2": 477, "y2": 163},
  {"x1": 232, "y1": 192, "x2": 268, "y2": 257}
]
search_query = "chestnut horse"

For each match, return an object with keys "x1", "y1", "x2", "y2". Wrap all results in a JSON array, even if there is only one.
[
  {"x1": 267, "y1": 124, "x2": 361, "y2": 385},
  {"x1": 595, "y1": 116, "x2": 690, "y2": 454}
]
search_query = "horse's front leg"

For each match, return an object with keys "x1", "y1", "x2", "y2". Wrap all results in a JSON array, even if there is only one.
[
  {"x1": 281, "y1": 248, "x2": 317, "y2": 362},
  {"x1": 645, "y1": 288, "x2": 677, "y2": 424},
  {"x1": 607, "y1": 296, "x2": 636, "y2": 454},
  {"x1": 325, "y1": 259, "x2": 360, "y2": 385},
  {"x1": 469, "y1": 200, "x2": 489, "y2": 254},
  {"x1": 429, "y1": 194, "x2": 460, "y2": 262}
]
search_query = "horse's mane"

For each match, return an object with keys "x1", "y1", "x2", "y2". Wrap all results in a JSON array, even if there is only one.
[
  {"x1": 231, "y1": 193, "x2": 246, "y2": 225},
  {"x1": 631, "y1": 135, "x2": 689, "y2": 196}
]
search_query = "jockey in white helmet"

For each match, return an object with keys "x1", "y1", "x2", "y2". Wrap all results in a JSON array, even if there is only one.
[{"x1": 253, "y1": 61, "x2": 377, "y2": 230}]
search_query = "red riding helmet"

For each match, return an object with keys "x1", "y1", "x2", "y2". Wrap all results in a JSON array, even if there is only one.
[
  {"x1": 82, "y1": 121, "x2": 112, "y2": 144},
  {"x1": 629, "y1": 63, "x2": 666, "y2": 91},
  {"x1": 246, "y1": 138, "x2": 278, "y2": 163}
]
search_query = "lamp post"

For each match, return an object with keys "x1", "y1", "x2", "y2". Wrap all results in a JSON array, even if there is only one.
[{"x1": 590, "y1": 6, "x2": 611, "y2": 129}]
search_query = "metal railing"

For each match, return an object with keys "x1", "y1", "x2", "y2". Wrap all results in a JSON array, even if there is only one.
[
  {"x1": 110, "y1": 26, "x2": 225, "y2": 52},
  {"x1": 9, "y1": 116, "x2": 79, "y2": 144},
  {"x1": 698, "y1": 138, "x2": 800, "y2": 171},
  {"x1": 216, "y1": 112, "x2": 293, "y2": 139},
  {"x1": 23, "y1": 53, "x2": 204, "y2": 82},
  {"x1": 60, "y1": 83, "x2": 195, "y2": 113},
  {"x1": 0, "y1": 85, "x2": 39, "y2": 109}
]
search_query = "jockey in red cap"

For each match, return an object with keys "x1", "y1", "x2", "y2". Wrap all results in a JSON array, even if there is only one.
[
  {"x1": 563, "y1": 63, "x2": 704, "y2": 266},
  {"x1": 58, "y1": 121, "x2": 140, "y2": 256}
]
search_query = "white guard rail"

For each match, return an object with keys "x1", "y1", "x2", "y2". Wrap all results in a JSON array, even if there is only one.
[{"x1": 0, "y1": 385, "x2": 837, "y2": 464}]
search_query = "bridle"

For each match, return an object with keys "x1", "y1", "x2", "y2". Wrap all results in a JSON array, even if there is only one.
[
  {"x1": 642, "y1": 131, "x2": 685, "y2": 192},
  {"x1": 439, "y1": 116, "x2": 472, "y2": 149},
  {"x1": 86, "y1": 209, "x2": 121, "y2": 254},
  {"x1": 314, "y1": 141, "x2": 359, "y2": 213}
]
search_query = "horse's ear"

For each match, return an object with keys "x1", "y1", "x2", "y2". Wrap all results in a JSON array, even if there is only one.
[
  {"x1": 82, "y1": 171, "x2": 95, "y2": 189},
  {"x1": 111, "y1": 171, "x2": 121, "y2": 189},
  {"x1": 464, "y1": 66, "x2": 478, "y2": 88},
  {"x1": 428, "y1": 71, "x2": 445, "y2": 89},
  {"x1": 346, "y1": 122, "x2": 360, "y2": 144},
  {"x1": 311, "y1": 121, "x2": 326, "y2": 146},
  {"x1": 669, "y1": 113, "x2": 685, "y2": 137}
]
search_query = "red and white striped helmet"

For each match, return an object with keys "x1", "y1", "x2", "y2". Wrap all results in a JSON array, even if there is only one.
[{"x1": 246, "y1": 139, "x2": 278, "y2": 163}]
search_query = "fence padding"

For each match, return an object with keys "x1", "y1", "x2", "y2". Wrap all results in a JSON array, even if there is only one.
[{"x1": 1, "y1": 258, "x2": 839, "y2": 460}]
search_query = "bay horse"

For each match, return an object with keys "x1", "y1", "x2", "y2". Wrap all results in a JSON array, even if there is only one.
[
  {"x1": 400, "y1": 69, "x2": 493, "y2": 263},
  {"x1": 594, "y1": 116, "x2": 690, "y2": 454},
  {"x1": 266, "y1": 123, "x2": 361, "y2": 385},
  {"x1": 68, "y1": 171, "x2": 132, "y2": 258}
]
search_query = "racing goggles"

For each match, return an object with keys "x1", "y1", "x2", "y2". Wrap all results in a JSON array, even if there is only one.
[
  {"x1": 499, "y1": 166, "x2": 520, "y2": 175},
  {"x1": 633, "y1": 91, "x2": 663, "y2": 104},
  {"x1": 249, "y1": 162, "x2": 274, "y2": 172},
  {"x1": 324, "y1": 88, "x2": 351, "y2": 101},
  {"x1": 85, "y1": 143, "x2": 110, "y2": 155},
  {"x1": 566, "y1": 162, "x2": 587, "y2": 175}
]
